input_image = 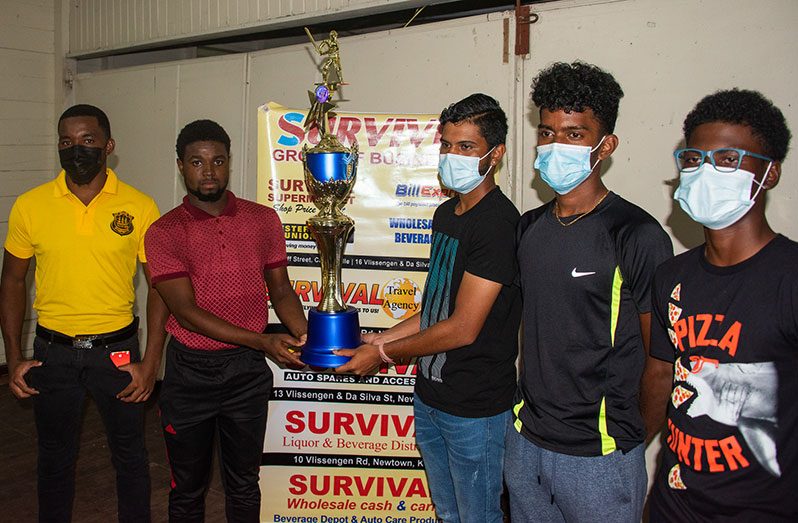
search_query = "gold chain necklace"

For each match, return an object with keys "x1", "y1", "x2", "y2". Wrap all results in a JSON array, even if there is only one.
[{"x1": 553, "y1": 190, "x2": 610, "y2": 227}]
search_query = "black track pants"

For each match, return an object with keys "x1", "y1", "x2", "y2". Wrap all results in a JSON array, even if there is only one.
[{"x1": 159, "y1": 339, "x2": 272, "y2": 523}]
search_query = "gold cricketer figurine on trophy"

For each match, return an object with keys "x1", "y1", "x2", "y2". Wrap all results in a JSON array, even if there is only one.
[{"x1": 299, "y1": 28, "x2": 361, "y2": 368}]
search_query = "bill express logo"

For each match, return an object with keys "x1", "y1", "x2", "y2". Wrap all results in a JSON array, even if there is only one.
[{"x1": 395, "y1": 184, "x2": 448, "y2": 199}]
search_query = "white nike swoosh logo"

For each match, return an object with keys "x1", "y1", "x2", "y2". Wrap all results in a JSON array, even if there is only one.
[{"x1": 571, "y1": 268, "x2": 596, "y2": 278}]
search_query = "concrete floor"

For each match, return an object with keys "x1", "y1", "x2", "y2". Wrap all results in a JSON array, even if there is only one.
[{"x1": 0, "y1": 377, "x2": 226, "y2": 523}]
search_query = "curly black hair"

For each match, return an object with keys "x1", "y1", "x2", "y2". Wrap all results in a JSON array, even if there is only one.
[
  {"x1": 175, "y1": 119, "x2": 231, "y2": 160},
  {"x1": 439, "y1": 93, "x2": 508, "y2": 148},
  {"x1": 59, "y1": 104, "x2": 112, "y2": 139},
  {"x1": 683, "y1": 89, "x2": 791, "y2": 162},
  {"x1": 531, "y1": 61, "x2": 624, "y2": 135}
]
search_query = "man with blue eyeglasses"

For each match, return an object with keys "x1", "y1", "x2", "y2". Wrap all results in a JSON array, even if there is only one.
[{"x1": 641, "y1": 89, "x2": 797, "y2": 521}]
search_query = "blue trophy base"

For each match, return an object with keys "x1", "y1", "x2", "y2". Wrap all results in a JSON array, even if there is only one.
[{"x1": 301, "y1": 307, "x2": 361, "y2": 368}]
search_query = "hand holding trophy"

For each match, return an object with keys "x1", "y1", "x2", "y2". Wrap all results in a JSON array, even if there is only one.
[{"x1": 300, "y1": 28, "x2": 361, "y2": 368}]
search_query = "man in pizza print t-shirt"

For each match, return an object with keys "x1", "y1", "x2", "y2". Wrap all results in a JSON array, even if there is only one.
[{"x1": 640, "y1": 89, "x2": 798, "y2": 521}]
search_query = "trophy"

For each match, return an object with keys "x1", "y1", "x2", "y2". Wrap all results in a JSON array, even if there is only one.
[{"x1": 300, "y1": 28, "x2": 361, "y2": 368}]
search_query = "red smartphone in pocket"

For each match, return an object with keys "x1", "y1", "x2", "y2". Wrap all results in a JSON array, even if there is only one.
[{"x1": 110, "y1": 351, "x2": 131, "y2": 368}]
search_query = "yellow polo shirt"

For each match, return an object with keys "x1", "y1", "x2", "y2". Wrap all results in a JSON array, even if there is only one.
[{"x1": 4, "y1": 169, "x2": 160, "y2": 336}]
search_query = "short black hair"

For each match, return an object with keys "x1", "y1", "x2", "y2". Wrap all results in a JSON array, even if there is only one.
[
  {"x1": 439, "y1": 93, "x2": 508, "y2": 148},
  {"x1": 59, "y1": 104, "x2": 111, "y2": 139},
  {"x1": 531, "y1": 61, "x2": 624, "y2": 135},
  {"x1": 683, "y1": 89, "x2": 791, "y2": 162},
  {"x1": 175, "y1": 119, "x2": 231, "y2": 160}
]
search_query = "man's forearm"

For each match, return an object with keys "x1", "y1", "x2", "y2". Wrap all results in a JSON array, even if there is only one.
[
  {"x1": 383, "y1": 314, "x2": 481, "y2": 362},
  {"x1": 173, "y1": 305, "x2": 265, "y2": 347},
  {"x1": 270, "y1": 292, "x2": 307, "y2": 339},
  {"x1": 142, "y1": 286, "x2": 168, "y2": 371},
  {"x1": 377, "y1": 314, "x2": 421, "y2": 345},
  {"x1": 640, "y1": 357, "x2": 673, "y2": 443},
  {"x1": 0, "y1": 278, "x2": 27, "y2": 366}
]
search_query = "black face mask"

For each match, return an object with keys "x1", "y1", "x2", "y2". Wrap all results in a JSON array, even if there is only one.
[{"x1": 59, "y1": 145, "x2": 104, "y2": 185}]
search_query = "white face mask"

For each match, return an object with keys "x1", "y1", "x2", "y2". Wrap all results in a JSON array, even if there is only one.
[
  {"x1": 674, "y1": 162, "x2": 769, "y2": 230},
  {"x1": 534, "y1": 137, "x2": 605, "y2": 195},
  {"x1": 438, "y1": 147, "x2": 495, "y2": 194}
]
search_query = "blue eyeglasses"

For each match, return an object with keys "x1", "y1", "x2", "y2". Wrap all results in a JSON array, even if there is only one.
[{"x1": 674, "y1": 148, "x2": 773, "y2": 173}]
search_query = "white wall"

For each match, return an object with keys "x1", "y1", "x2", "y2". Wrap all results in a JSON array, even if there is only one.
[
  {"x1": 68, "y1": 0, "x2": 457, "y2": 57},
  {"x1": 69, "y1": 9, "x2": 521, "y2": 214},
  {"x1": 0, "y1": 0, "x2": 57, "y2": 362}
]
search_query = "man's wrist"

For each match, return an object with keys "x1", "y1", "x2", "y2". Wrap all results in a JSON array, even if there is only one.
[
  {"x1": 246, "y1": 330, "x2": 266, "y2": 350},
  {"x1": 139, "y1": 356, "x2": 160, "y2": 372},
  {"x1": 5, "y1": 349, "x2": 26, "y2": 366},
  {"x1": 377, "y1": 343, "x2": 395, "y2": 365}
]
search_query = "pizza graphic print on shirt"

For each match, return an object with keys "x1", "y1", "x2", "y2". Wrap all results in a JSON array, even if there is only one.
[
  {"x1": 653, "y1": 238, "x2": 798, "y2": 518},
  {"x1": 668, "y1": 302, "x2": 682, "y2": 326},
  {"x1": 667, "y1": 464, "x2": 687, "y2": 490},
  {"x1": 673, "y1": 357, "x2": 690, "y2": 382},
  {"x1": 671, "y1": 385, "x2": 694, "y2": 409},
  {"x1": 664, "y1": 291, "x2": 782, "y2": 488},
  {"x1": 667, "y1": 328, "x2": 679, "y2": 350}
]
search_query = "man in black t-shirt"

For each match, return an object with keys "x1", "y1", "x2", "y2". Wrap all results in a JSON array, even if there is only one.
[
  {"x1": 506, "y1": 62, "x2": 673, "y2": 522},
  {"x1": 642, "y1": 90, "x2": 797, "y2": 521},
  {"x1": 336, "y1": 94, "x2": 521, "y2": 523}
]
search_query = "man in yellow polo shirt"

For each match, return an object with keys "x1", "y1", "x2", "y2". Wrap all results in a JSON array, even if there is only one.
[{"x1": 0, "y1": 104, "x2": 167, "y2": 523}]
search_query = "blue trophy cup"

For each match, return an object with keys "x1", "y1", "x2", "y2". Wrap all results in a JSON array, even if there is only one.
[{"x1": 299, "y1": 137, "x2": 361, "y2": 368}]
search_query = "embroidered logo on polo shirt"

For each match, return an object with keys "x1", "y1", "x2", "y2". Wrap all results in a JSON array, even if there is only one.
[{"x1": 111, "y1": 211, "x2": 134, "y2": 236}]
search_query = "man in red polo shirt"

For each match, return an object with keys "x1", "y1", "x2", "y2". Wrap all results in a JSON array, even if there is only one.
[{"x1": 144, "y1": 120, "x2": 307, "y2": 522}]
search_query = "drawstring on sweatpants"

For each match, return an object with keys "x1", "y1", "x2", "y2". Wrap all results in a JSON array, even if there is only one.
[
  {"x1": 538, "y1": 443, "x2": 543, "y2": 487},
  {"x1": 550, "y1": 451, "x2": 558, "y2": 505}
]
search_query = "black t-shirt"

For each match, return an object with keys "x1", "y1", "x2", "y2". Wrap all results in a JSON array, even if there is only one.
[
  {"x1": 515, "y1": 192, "x2": 673, "y2": 456},
  {"x1": 649, "y1": 235, "x2": 798, "y2": 522},
  {"x1": 414, "y1": 187, "x2": 521, "y2": 418}
]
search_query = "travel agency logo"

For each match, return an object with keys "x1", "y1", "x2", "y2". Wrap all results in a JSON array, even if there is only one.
[{"x1": 381, "y1": 277, "x2": 422, "y2": 321}]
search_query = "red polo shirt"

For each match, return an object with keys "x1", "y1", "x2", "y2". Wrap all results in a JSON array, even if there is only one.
[{"x1": 145, "y1": 192, "x2": 288, "y2": 350}]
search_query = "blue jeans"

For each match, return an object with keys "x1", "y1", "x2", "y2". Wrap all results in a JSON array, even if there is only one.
[
  {"x1": 27, "y1": 332, "x2": 150, "y2": 523},
  {"x1": 504, "y1": 424, "x2": 646, "y2": 523},
  {"x1": 413, "y1": 394, "x2": 509, "y2": 523}
]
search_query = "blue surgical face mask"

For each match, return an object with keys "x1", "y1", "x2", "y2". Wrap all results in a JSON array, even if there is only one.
[
  {"x1": 438, "y1": 147, "x2": 495, "y2": 194},
  {"x1": 534, "y1": 137, "x2": 606, "y2": 195},
  {"x1": 674, "y1": 162, "x2": 769, "y2": 230}
]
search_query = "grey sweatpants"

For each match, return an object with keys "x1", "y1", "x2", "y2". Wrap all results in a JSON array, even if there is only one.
[{"x1": 504, "y1": 425, "x2": 647, "y2": 522}]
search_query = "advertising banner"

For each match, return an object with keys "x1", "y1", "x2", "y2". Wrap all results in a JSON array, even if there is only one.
[{"x1": 257, "y1": 102, "x2": 445, "y2": 522}]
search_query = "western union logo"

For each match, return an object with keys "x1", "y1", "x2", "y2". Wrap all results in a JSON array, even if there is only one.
[{"x1": 284, "y1": 223, "x2": 314, "y2": 241}]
